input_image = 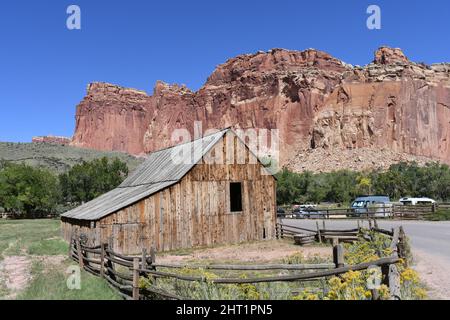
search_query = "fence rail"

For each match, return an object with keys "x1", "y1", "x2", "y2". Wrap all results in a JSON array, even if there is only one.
[
  {"x1": 281, "y1": 203, "x2": 449, "y2": 220},
  {"x1": 69, "y1": 224, "x2": 407, "y2": 301}
]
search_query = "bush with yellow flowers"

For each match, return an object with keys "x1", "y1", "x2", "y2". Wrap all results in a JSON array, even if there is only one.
[
  {"x1": 293, "y1": 229, "x2": 427, "y2": 300},
  {"x1": 138, "y1": 229, "x2": 427, "y2": 300}
]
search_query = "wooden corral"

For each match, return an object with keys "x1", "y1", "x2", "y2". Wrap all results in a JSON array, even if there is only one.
[{"x1": 61, "y1": 129, "x2": 277, "y2": 254}]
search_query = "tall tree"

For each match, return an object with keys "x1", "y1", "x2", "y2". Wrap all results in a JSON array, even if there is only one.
[{"x1": 59, "y1": 157, "x2": 128, "y2": 205}]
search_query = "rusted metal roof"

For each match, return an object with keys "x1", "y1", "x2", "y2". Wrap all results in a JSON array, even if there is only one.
[{"x1": 61, "y1": 129, "x2": 229, "y2": 221}]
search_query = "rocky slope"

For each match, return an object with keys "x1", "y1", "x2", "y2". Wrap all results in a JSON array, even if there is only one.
[{"x1": 70, "y1": 47, "x2": 450, "y2": 172}]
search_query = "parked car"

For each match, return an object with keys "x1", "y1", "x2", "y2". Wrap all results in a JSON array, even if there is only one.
[
  {"x1": 399, "y1": 197, "x2": 436, "y2": 206},
  {"x1": 350, "y1": 196, "x2": 392, "y2": 217},
  {"x1": 277, "y1": 207, "x2": 286, "y2": 218},
  {"x1": 292, "y1": 207, "x2": 325, "y2": 219},
  {"x1": 292, "y1": 207, "x2": 307, "y2": 219}
]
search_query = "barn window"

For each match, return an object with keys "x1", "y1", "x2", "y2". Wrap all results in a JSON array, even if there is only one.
[{"x1": 230, "y1": 182, "x2": 243, "y2": 213}]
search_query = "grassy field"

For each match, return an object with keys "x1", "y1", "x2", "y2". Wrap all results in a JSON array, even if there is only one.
[
  {"x1": 0, "y1": 219, "x2": 120, "y2": 300},
  {"x1": 0, "y1": 142, "x2": 144, "y2": 173}
]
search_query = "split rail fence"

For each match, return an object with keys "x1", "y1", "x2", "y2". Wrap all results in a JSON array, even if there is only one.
[
  {"x1": 69, "y1": 224, "x2": 407, "y2": 301},
  {"x1": 281, "y1": 203, "x2": 450, "y2": 220}
]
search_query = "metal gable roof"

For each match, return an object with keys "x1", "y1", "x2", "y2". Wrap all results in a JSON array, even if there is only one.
[{"x1": 61, "y1": 128, "x2": 229, "y2": 221}]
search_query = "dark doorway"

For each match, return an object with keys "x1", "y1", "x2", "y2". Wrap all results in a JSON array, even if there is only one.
[{"x1": 230, "y1": 182, "x2": 243, "y2": 212}]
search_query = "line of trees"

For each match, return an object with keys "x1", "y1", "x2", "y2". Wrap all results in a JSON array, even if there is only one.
[
  {"x1": 2, "y1": 157, "x2": 449, "y2": 216},
  {"x1": 0, "y1": 157, "x2": 128, "y2": 218},
  {"x1": 276, "y1": 162, "x2": 450, "y2": 205}
]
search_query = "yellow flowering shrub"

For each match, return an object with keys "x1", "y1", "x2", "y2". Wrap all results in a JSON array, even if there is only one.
[
  {"x1": 397, "y1": 263, "x2": 428, "y2": 300},
  {"x1": 294, "y1": 230, "x2": 427, "y2": 300},
  {"x1": 138, "y1": 229, "x2": 426, "y2": 300},
  {"x1": 292, "y1": 288, "x2": 321, "y2": 300}
]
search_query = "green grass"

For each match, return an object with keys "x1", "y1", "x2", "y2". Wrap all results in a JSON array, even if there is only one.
[
  {"x1": 27, "y1": 239, "x2": 69, "y2": 256},
  {"x1": 17, "y1": 260, "x2": 120, "y2": 300},
  {"x1": 0, "y1": 219, "x2": 120, "y2": 300},
  {"x1": 425, "y1": 209, "x2": 450, "y2": 221},
  {"x1": 0, "y1": 219, "x2": 63, "y2": 257}
]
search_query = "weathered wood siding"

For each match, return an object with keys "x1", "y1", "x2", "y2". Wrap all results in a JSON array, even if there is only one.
[{"x1": 61, "y1": 132, "x2": 277, "y2": 254}]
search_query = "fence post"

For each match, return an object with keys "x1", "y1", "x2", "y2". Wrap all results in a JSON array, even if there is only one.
[
  {"x1": 398, "y1": 226, "x2": 407, "y2": 265},
  {"x1": 106, "y1": 238, "x2": 117, "y2": 281},
  {"x1": 374, "y1": 219, "x2": 379, "y2": 229},
  {"x1": 68, "y1": 233, "x2": 74, "y2": 258},
  {"x1": 322, "y1": 220, "x2": 326, "y2": 231},
  {"x1": 132, "y1": 257, "x2": 140, "y2": 300},
  {"x1": 333, "y1": 244, "x2": 344, "y2": 268},
  {"x1": 357, "y1": 220, "x2": 360, "y2": 230},
  {"x1": 150, "y1": 246, "x2": 157, "y2": 286},
  {"x1": 75, "y1": 237, "x2": 84, "y2": 269},
  {"x1": 141, "y1": 248, "x2": 148, "y2": 272},
  {"x1": 100, "y1": 243, "x2": 105, "y2": 278},
  {"x1": 316, "y1": 221, "x2": 322, "y2": 243},
  {"x1": 371, "y1": 289, "x2": 380, "y2": 300},
  {"x1": 388, "y1": 264, "x2": 401, "y2": 300},
  {"x1": 150, "y1": 246, "x2": 156, "y2": 267},
  {"x1": 280, "y1": 224, "x2": 284, "y2": 239}
]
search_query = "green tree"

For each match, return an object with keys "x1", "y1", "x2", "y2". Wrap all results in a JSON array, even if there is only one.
[
  {"x1": 0, "y1": 163, "x2": 60, "y2": 217},
  {"x1": 59, "y1": 157, "x2": 128, "y2": 204}
]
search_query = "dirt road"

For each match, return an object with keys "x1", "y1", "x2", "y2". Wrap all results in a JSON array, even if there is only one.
[{"x1": 281, "y1": 219, "x2": 450, "y2": 300}]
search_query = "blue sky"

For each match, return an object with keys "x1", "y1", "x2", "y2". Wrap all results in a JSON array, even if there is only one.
[{"x1": 0, "y1": 0, "x2": 449, "y2": 142}]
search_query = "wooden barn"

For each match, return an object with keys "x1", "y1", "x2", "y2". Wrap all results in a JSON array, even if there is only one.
[{"x1": 61, "y1": 128, "x2": 277, "y2": 254}]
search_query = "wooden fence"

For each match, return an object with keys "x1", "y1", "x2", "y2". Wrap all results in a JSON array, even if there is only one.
[
  {"x1": 281, "y1": 203, "x2": 450, "y2": 220},
  {"x1": 69, "y1": 224, "x2": 407, "y2": 301}
]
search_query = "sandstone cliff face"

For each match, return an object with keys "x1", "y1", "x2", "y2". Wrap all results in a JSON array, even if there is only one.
[
  {"x1": 71, "y1": 83, "x2": 150, "y2": 155},
  {"x1": 310, "y1": 49, "x2": 450, "y2": 165},
  {"x1": 70, "y1": 47, "x2": 450, "y2": 171}
]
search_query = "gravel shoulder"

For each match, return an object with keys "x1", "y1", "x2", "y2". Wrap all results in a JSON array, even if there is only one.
[{"x1": 413, "y1": 249, "x2": 450, "y2": 300}]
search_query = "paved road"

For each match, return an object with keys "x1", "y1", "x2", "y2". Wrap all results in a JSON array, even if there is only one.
[{"x1": 280, "y1": 218, "x2": 450, "y2": 299}]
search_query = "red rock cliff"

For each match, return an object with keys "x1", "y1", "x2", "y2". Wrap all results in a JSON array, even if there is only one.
[{"x1": 70, "y1": 47, "x2": 450, "y2": 170}]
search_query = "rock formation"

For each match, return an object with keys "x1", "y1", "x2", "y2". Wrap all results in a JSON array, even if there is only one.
[
  {"x1": 70, "y1": 47, "x2": 450, "y2": 172},
  {"x1": 32, "y1": 135, "x2": 72, "y2": 145}
]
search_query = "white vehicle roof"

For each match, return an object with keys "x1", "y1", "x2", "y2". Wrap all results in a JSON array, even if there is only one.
[{"x1": 399, "y1": 197, "x2": 436, "y2": 203}]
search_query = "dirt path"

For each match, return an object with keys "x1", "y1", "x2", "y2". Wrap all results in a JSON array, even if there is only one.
[
  {"x1": 157, "y1": 240, "x2": 332, "y2": 264},
  {"x1": 413, "y1": 250, "x2": 450, "y2": 300},
  {"x1": 0, "y1": 256, "x2": 32, "y2": 299}
]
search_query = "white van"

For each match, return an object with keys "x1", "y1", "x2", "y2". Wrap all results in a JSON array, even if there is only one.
[{"x1": 399, "y1": 197, "x2": 436, "y2": 206}]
